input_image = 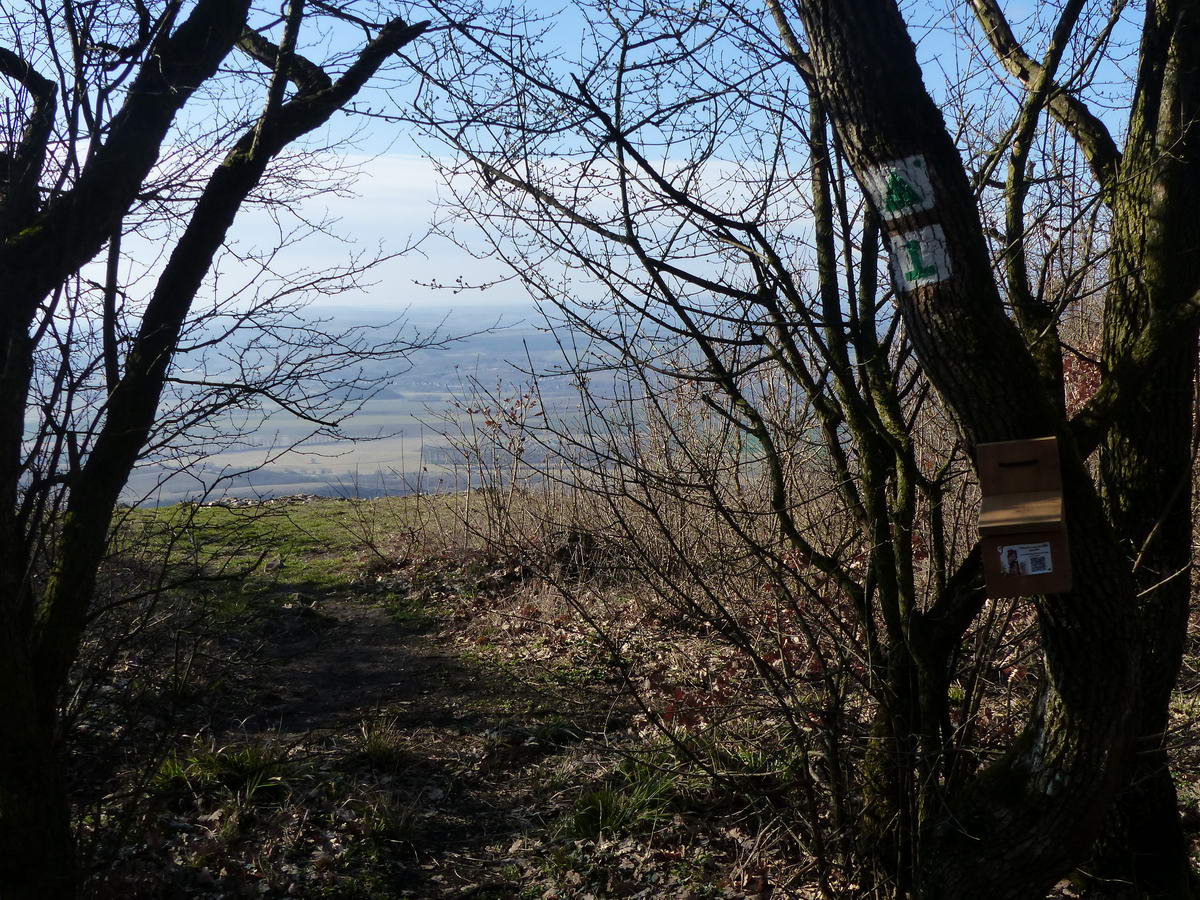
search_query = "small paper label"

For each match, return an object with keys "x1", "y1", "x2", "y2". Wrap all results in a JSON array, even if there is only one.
[
  {"x1": 999, "y1": 542, "x2": 1053, "y2": 576},
  {"x1": 888, "y1": 225, "x2": 951, "y2": 290},
  {"x1": 864, "y1": 155, "x2": 935, "y2": 220}
]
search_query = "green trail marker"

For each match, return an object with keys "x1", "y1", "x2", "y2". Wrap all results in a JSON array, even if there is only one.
[
  {"x1": 889, "y1": 225, "x2": 950, "y2": 291},
  {"x1": 902, "y1": 239, "x2": 938, "y2": 280},
  {"x1": 866, "y1": 155, "x2": 934, "y2": 220},
  {"x1": 886, "y1": 172, "x2": 924, "y2": 214}
]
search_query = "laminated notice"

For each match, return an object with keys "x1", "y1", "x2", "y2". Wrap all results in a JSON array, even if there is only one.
[{"x1": 998, "y1": 542, "x2": 1053, "y2": 577}]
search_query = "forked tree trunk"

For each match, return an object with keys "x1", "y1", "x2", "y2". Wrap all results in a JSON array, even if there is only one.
[
  {"x1": 0, "y1": 1, "x2": 255, "y2": 889},
  {"x1": 0, "y1": 8, "x2": 427, "y2": 896},
  {"x1": 791, "y1": 1, "x2": 1142, "y2": 896}
]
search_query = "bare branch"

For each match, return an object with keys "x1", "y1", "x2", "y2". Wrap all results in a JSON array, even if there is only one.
[
  {"x1": 236, "y1": 24, "x2": 332, "y2": 95},
  {"x1": 2, "y1": 0, "x2": 253, "y2": 316},
  {"x1": 969, "y1": 0, "x2": 1121, "y2": 191},
  {"x1": 0, "y1": 46, "x2": 57, "y2": 230}
]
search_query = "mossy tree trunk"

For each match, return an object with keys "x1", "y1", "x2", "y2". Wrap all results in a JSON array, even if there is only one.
[{"x1": 1089, "y1": 3, "x2": 1200, "y2": 896}]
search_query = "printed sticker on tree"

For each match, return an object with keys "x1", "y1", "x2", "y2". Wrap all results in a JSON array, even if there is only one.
[
  {"x1": 998, "y1": 541, "x2": 1054, "y2": 577},
  {"x1": 888, "y1": 225, "x2": 951, "y2": 290},
  {"x1": 864, "y1": 155, "x2": 934, "y2": 220}
]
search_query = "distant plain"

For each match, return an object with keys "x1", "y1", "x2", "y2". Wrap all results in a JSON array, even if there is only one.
[{"x1": 122, "y1": 302, "x2": 578, "y2": 504}]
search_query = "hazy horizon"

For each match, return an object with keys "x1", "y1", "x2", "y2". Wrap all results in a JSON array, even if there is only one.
[{"x1": 123, "y1": 297, "x2": 576, "y2": 505}]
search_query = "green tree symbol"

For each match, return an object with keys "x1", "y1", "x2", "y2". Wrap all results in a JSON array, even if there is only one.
[{"x1": 885, "y1": 170, "x2": 924, "y2": 213}]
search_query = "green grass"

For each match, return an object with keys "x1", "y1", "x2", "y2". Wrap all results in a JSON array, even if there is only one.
[
  {"x1": 460, "y1": 636, "x2": 609, "y2": 695},
  {"x1": 356, "y1": 790, "x2": 423, "y2": 847},
  {"x1": 116, "y1": 496, "x2": 436, "y2": 594},
  {"x1": 563, "y1": 758, "x2": 682, "y2": 841},
  {"x1": 354, "y1": 716, "x2": 413, "y2": 772},
  {"x1": 380, "y1": 592, "x2": 440, "y2": 627},
  {"x1": 152, "y1": 738, "x2": 300, "y2": 804}
]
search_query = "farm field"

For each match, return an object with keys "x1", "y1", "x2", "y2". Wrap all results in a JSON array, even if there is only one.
[{"x1": 118, "y1": 304, "x2": 581, "y2": 504}]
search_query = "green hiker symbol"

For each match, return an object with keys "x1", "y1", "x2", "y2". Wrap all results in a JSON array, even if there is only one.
[
  {"x1": 885, "y1": 171, "x2": 924, "y2": 214},
  {"x1": 903, "y1": 240, "x2": 938, "y2": 281}
]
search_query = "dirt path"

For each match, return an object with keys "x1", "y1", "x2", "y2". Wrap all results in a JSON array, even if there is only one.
[
  {"x1": 232, "y1": 598, "x2": 472, "y2": 735},
  {"x1": 85, "y1": 502, "x2": 786, "y2": 898},
  {"x1": 210, "y1": 589, "x2": 606, "y2": 898}
]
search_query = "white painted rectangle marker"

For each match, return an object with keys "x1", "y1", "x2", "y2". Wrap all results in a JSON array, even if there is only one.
[
  {"x1": 864, "y1": 155, "x2": 935, "y2": 220},
  {"x1": 888, "y1": 224, "x2": 951, "y2": 291}
]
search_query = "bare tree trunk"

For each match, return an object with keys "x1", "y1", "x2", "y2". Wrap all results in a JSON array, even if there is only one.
[{"x1": 0, "y1": 621, "x2": 74, "y2": 898}]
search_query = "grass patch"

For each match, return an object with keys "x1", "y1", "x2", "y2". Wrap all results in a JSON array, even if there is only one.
[
  {"x1": 563, "y1": 758, "x2": 682, "y2": 841},
  {"x1": 153, "y1": 738, "x2": 300, "y2": 805},
  {"x1": 380, "y1": 592, "x2": 439, "y2": 627},
  {"x1": 356, "y1": 790, "x2": 424, "y2": 847},
  {"x1": 121, "y1": 497, "x2": 432, "y2": 594},
  {"x1": 354, "y1": 716, "x2": 413, "y2": 772}
]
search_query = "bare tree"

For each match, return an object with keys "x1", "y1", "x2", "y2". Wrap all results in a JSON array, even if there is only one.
[
  {"x1": 405, "y1": 0, "x2": 1200, "y2": 896},
  {"x1": 0, "y1": 1, "x2": 432, "y2": 895},
  {"x1": 791, "y1": 1, "x2": 1200, "y2": 896}
]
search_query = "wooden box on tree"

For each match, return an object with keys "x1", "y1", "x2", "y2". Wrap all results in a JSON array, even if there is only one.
[{"x1": 977, "y1": 436, "x2": 1072, "y2": 597}]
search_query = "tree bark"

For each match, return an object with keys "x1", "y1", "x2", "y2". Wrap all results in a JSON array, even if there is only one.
[
  {"x1": 791, "y1": 2, "x2": 1140, "y2": 896},
  {"x1": 1089, "y1": 3, "x2": 1200, "y2": 896},
  {"x1": 0, "y1": 621, "x2": 73, "y2": 898}
]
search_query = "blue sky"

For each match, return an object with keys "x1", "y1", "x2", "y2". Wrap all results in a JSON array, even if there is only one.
[
  {"x1": 233, "y1": 151, "x2": 514, "y2": 310},
  {"x1": 225, "y1": 0, "x2": 1137, "y2": 311}
]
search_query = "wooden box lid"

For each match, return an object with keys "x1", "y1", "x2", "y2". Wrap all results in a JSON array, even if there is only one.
[
  {"x1": 979, "y1": 490, "x2": 1064, "y2": 535},
  {"x1": 977, "y1": 436, "x2": 1061, "y2": 496}
]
